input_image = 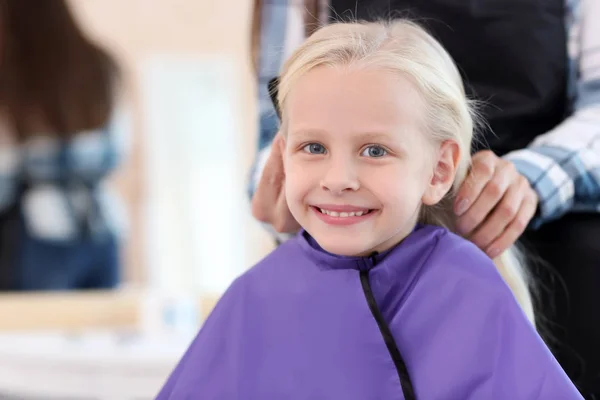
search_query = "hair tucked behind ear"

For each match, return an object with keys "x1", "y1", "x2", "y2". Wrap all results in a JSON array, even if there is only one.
[{"x1": 275, "y1": 20, "x2": 536, "y2": 326}]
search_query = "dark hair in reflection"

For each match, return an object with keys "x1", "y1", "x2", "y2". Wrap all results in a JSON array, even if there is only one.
[{"x1": 0, "y1": 0, "x2": 120, "y2": 140}]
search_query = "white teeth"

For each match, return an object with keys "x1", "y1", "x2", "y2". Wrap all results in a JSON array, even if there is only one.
[{"x1": 319, "y1": 208, "x2": 369, "y2": 217}]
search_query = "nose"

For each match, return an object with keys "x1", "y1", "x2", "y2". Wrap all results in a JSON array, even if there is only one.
[{"x1": 320, "y1": 155, "x2": 360, "y2": 195}]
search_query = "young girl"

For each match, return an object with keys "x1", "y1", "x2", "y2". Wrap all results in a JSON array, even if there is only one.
[{"x1": 157, "y1": 21, "x2": 581, "y2": 399}]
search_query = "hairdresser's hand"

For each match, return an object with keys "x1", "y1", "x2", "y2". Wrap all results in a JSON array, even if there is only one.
[
  {"x1": 454, "y1": 150, "x2": 538, "y2": 259},
  {"x1": 251, "y1": 134, "x2": 302, "y2": 234}
]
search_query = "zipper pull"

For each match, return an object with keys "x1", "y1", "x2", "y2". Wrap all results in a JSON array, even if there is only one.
[
  {"x1": 358, "y1": 251, "x2": 379, "y2": 272},
  {"x1": 369, "y1": 251, "x2": 379, "y2": 266}
]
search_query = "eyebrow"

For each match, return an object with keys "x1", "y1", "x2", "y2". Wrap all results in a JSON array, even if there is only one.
[
  {"x1": 289, "y1": 129, "x2": 408, "y2": 152},
  {"x1": 355, "y1": 131, "x2": 398, "y2": 143},
  {"x1": 291, "y1": 129, "x2": 394, "y2": 141},
  {"x1": 288, "y1": 129, "x2": 328, "y2": 139}
]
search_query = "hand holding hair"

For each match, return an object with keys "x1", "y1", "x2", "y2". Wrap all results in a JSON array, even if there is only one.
[
  {"x1": 251, "y1": 133, "x2": 301, "y2": 234},
  {"x1": 454, "y1": 150, "x2": 539, "y2": 258}
]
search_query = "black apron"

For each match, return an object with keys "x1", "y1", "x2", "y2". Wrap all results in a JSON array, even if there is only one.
[
  {"x1": 330, "y1": 0, "x2": 568, "y2": 155},
  {"x1": 329, "y1": 1, "x2": 600, "y2": 397}
]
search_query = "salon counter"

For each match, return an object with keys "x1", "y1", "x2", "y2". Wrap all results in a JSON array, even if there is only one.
[
  {"x1": 0, "y1": 290, "x2": 220, "y2": 400},
  {"x1": 0, "y1": 289, "x2": 219, "y2": 331}
]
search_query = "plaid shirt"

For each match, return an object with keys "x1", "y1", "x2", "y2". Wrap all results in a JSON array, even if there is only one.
[
  {"x1": 250, "y1": 0, "x2": 600, "y2": 235},
  {"x1": 0, "y1": 107, "x2": 130, "y2": 242}
]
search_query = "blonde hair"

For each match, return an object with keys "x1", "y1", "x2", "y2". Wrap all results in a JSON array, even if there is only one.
[{"x1": 275, "y1": 20, "x2": 535, "y2": 325}]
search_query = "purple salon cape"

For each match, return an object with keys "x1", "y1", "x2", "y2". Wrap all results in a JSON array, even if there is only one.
[{"x1": 156, "y1": 225, "x2": 582, "y2": 399}]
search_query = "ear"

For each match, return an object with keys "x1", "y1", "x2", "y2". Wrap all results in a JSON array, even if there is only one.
[{"x1": 422, "y1": 140, "x2": 460, "y2": 206}]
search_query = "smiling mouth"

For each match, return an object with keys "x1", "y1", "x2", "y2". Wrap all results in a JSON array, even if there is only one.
[{"x1": 313, "y1": 207, "x2": 375, "y2": 218}]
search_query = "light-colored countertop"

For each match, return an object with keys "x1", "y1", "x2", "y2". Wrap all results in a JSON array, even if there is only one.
[
  {"x1": 0, "y1": 289, "x2": 221, "y2": 399},
  {"x1": 0, "y1": 289, "x2": 219, "y2": 331}
]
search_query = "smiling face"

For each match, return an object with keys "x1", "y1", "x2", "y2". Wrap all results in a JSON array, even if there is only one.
[{"x1": 283, "y1": 66, "x2": 444, "y2": 256}]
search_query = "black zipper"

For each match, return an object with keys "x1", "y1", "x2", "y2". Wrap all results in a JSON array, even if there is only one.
[{"x1": 360, "y1": 252, "x2": 416, "y2": 400}]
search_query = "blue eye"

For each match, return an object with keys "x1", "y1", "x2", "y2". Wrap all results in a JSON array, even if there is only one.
[
  {"x1": 303, "y1": 143, "x2": 327, "y2": 154},
  {"x1": 361, "y1": 145, "x2": 387, "y2": 158}
]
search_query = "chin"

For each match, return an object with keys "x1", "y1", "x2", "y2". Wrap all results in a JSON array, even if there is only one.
[{"x1": 313, "y1": 235, "x2": 374, "y2": 257}]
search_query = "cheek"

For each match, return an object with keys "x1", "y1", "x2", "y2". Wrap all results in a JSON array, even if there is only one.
[
  {"x1": 284, "y1": 159, "x2": 312, "y2": 203},
  {"x1": 363, "y1": 165, "x2": 427, "y2": 206}
]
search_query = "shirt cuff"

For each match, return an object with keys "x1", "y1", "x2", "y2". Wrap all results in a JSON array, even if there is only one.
[{"x1": 504, "y1": 147, "x2": 575, "y2": 229}]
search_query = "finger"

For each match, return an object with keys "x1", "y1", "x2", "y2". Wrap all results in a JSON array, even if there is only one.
[
  {"x1": 273, "y1": 158, "x2": 294, "y2": 232},
  {"x1": 258, "y1": 135, "x2": 300, "y2": 233},
  {"x1": 485, "y1": 189, "x2": 538, "y2": 258},
  {"x1": 272, "y1": 179, "x2": 302, "y2": 233},
  {"x1": 272, "y1": 196, "x2": 301, "y2": 233},
  {"x1": 251, "y1": 136, "x2": 286, "y2": 223},
  {"x1": 468, "y1": 175, "x2": 528, "y2": 250},
  {"x1": 454, "y1": 150, "x2": 497, "y2": 216},
  {"x1": 456, "y1": 160, "x2": 518, "y2": 236},
  {"x1": 265, "y1": 134, "x2": 285, "y2": 185}
]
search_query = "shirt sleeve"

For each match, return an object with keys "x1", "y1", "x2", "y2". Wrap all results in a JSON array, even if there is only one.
[
  {"x1": 504, "y1": 0, "x2": 600, "y2": 228},
  {"x1": 247, "y1": 0, "x2": 306, "y2": 200}
]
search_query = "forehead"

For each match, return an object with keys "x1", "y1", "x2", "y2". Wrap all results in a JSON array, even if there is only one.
[{"x1": 285, "y1": 66, "x2": 426, "y2": 138}]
